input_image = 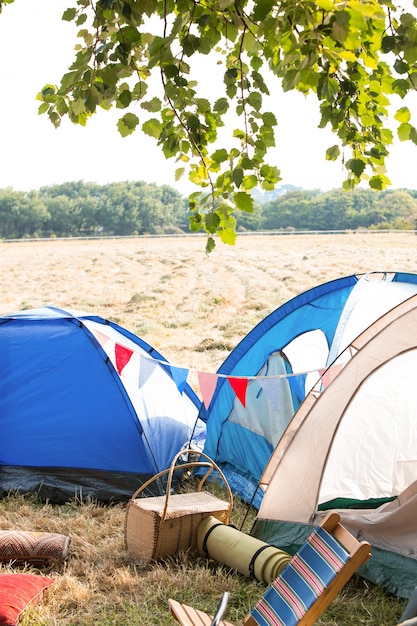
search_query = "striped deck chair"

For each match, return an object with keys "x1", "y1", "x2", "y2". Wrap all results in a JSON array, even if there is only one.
[{"x1": 168, "y1": 512, "x2": 371, "y2": 626}]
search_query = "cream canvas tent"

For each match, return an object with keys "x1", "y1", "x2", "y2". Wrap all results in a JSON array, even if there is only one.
[{"x1": 251, "y1": 294, "x2": 417, "y2": 598}]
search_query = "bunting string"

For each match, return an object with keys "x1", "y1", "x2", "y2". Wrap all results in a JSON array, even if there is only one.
[{"x1": 90, "y1": 327, "x2": 346, "y2": 410}]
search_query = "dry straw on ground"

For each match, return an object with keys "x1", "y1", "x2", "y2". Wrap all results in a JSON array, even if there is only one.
[{"x1": 0, "y1": 233, "x2": 415, "y2": 624}]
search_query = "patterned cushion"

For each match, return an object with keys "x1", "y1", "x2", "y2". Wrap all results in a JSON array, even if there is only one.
[
  {"x1": 250, "y1": 526, "x2": 350, "y2": 626},
  {"x1": 0, "y1": 530, "x2": 71, "y2": 565}
]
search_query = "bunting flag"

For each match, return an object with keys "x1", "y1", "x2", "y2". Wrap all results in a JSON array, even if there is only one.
[
  {"x1": 198, "y1": 371, "x2": 219, "y2": 409},
  {"x1": 138, "y1": 354, "x2": 159, "y2": 388},
  {"x1": 115, "y1": 343, "x2": 134, "y2": 375},
  {"x1": 91, "y1": 328, "x2": 110, "y2": 348},
  {"x1": 228, "y1": 376, "x2": 249, "y2": 408},
  {"x1": 258, "y1": 378, "x2": 280, "y2": 411},
  {"x1": 320, "y1": 363, "x2": 344, "y2": 389},
  {"x1": 288, "y1": 373, "x2": 307, "y2": 405},
  {"x1": 169, "y1": 365, "x2": 189, "y2": 394}
]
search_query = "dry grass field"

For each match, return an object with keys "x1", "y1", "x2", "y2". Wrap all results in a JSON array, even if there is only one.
[{"x1": 0, "y1": 232, "x2": 416, "y2": 625}]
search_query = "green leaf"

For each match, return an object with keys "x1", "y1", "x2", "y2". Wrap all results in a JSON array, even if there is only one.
[
  {"x1": 410, "y1": 125, "x2": 417, "y2": 145},
  {"x1": 260, "y1": 163, "x2": 280, "y2": 183},
  {"x1": 347, "y1": 158, "x2": 366, "y2": 177},
  {"x1": 234, "y1": 191, "x2": 254, "y2": 212},
  {"x1": 332, "y1": 11, "x2": 350, "y2": 44},
  {"x1": 205, "y1": 236, "x2": 216, "y2": 254},
  {"x1": 282, "y1": 70, "x2": 301, "y2": 92},
  {"x1": 189, "y1": 213, "x2": 202, "y2": 232},
  {"x1": 218, "y1": 226, "x2": 236, "y2": 245},
  {"x1": 392, "y1": 79, "x2": 411, "y2": 97},
  {"x1": 398, "y1": 122, "x2": 412, "y2": 141},
  {"x1": 175, "y1": 167, "x2": 185, "y2": 181},
  {"x1": 232, "y1": 168, "x2": 244, "y2": 187},
  {"x1": 62, "y1": 7, "x2": 77, "y2": 21},
  {"x1": 37, "y1": 102, "x2": 49, "y2": 114},
  {"x1": 58, "y1": 71, "x2": 82, "y2": 94},
  {"x1": 85, "y1": 87, "x2": 99, "y2": 113},
  {"x1": 70, "y1": 48, "x2": 93, "y2": 70},
  {"x1": 320, "y1": 76, "x2": 339, "y2": 102},
  {"x1": 141, "y1": 97, "x2": 162, "y2": 113},
  {"x1": 404, "y1": 40, "x2": 417, "y2": 64},
  {"x1": 369, "y1": 174, "x2": 390, "y2": 190},
  {"x1": 214, "y1": 98, "x2": 229, "y2": 114},
  {"x1": 117, "y1": 89, "x2": 132, "y2": 109},
  {"x1": 381, "y1": 35, "x2": 397, "y2": 53},
  {"x1": 142, "y1": 118, "x2": 162, "y2": 138},
  {"x1": 326, "y1": 145, "x2": 341, "y2": 161},
  {"x1": 380, "y1": 128, "x2": 393, "y2": 145},
  {"x1": 262, "y1": 111, "x2": 277, "y2": 126},
  {"x1": 71, "y1": 98, "x2": 85, "y2": 115},
  {"x1": 117, "y1": 112, "x2": 139, "y2": 137},
  {"x1": 211, "y1": 149, "x2": 228, "y2": 163},
  {"x1": 394, "y1": 59, "x2": 409, "y2": 74},
  {"x1": 241, "y1": 174, "x2": 258, "y2": 190},
  {"x1": 247, "y1": 92, "x2": 262, "y2": 112},
  {"x1": 395, "y1": 107, "x2": 411, "y2": 123},
  {"x1": 252, "y1": 0, "x2": 275, "y2": 22},
  {"x1": 196, "y1": 98, "x2": 211, "y2": 114},
  {"x1": 205, "y1": 211, "x2": 220, "y2": 234}
]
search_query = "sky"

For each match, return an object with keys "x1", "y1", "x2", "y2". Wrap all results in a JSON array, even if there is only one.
[{"x1": 0, "y1": 0, "x2": 416, "y2": 196}]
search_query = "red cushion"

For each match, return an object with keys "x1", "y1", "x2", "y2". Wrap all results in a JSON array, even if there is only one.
[{"x1": 0, "y1": 574, "x2": 54, "y2": 626}]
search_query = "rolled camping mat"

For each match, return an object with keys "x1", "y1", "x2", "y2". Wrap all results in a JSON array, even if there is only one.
[{"x1": 197, "y1": 516, "x2": 291, "y2": 584}]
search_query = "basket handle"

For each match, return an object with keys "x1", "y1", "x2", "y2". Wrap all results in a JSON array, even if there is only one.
[
  {"x1": 131, "y1": 449, "x2": 233, "y2": 523},
  {"x1": 131, "y1": 460, "x2": 214, "y2": 500}
]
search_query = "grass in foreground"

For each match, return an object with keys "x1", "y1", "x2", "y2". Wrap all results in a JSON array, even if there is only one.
[{"x1": 0, "y1": 491, "x2": 407, "y2": 626}]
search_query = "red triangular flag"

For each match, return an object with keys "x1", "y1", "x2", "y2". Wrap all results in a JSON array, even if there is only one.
[
  {"x1": 115, "y1": 343, "x2": 134, "y2": 375},
  {"x1": 197, "y1": 372, "x2": 218, "y2": 409},
  {"x1": 228, "y1": 376, "x2": 248, "y2": 408}
]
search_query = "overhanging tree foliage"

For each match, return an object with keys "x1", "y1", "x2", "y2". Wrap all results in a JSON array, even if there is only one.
[{"x1": 1, "y1": 0, "x2": 417, "y2": 251}]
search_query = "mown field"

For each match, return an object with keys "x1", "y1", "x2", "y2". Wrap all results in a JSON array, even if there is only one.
[{"x1": 0, "y1": 232, "x2": 416, "y2": 625}]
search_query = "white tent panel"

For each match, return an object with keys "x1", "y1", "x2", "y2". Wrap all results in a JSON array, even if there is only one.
[{"x1": 320, "y1": 349, "x2": 417, "y2": 503}]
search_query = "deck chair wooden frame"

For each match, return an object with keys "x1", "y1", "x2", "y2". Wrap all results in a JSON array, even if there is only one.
[{"x1": 168, "y1": 512, "x2": 371, "y2": 626}]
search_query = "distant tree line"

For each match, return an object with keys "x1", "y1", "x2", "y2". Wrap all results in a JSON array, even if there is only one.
[
  {"x1": 240, "y1": 187, "x2": 417, "y2": 232},
  {"x1": 1, "y1": 182, "x2": 417, "y2": 240},
  {"x1": 0, "y1": 181, "x2": 188, "y2": 239}
]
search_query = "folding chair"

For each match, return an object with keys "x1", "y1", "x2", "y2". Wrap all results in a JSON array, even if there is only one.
[{"x1": 168, "y1": 512, "x2": 371, "y2": 626}]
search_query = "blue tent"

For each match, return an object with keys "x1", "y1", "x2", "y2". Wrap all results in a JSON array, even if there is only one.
[
  {"x1": 202, "y1": 272, "x2": 417, "y2": 505},
  {"x1": 0, "y1": 307, "x2": 204, "y2": 503}
]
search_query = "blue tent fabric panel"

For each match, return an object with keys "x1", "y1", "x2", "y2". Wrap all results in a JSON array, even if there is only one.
[
  {"x1": 202, "y1": 276, "x2": 359, "y2": 502},
  {"x1": 216, "y1": 423, "x2": 273, "y2": 490},
  {"x1": 393, "y1": 272, "x2": 417, "y2": 285},
  {"x1": 0, "y1": 318, "x2": 153, "y2": 473},
  {"x1": 213, "y1": 275, "x2": 358, "y2": 378}
]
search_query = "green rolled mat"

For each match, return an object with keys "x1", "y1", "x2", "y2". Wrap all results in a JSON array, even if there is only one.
[{"x1": 197, "y1": 515, "x2": 291, "y2": 584}]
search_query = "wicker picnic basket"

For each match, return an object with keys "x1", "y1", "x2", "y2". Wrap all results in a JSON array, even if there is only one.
[{"x1": 125, "y1": 449, "x2": 233, "y2": 566}]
